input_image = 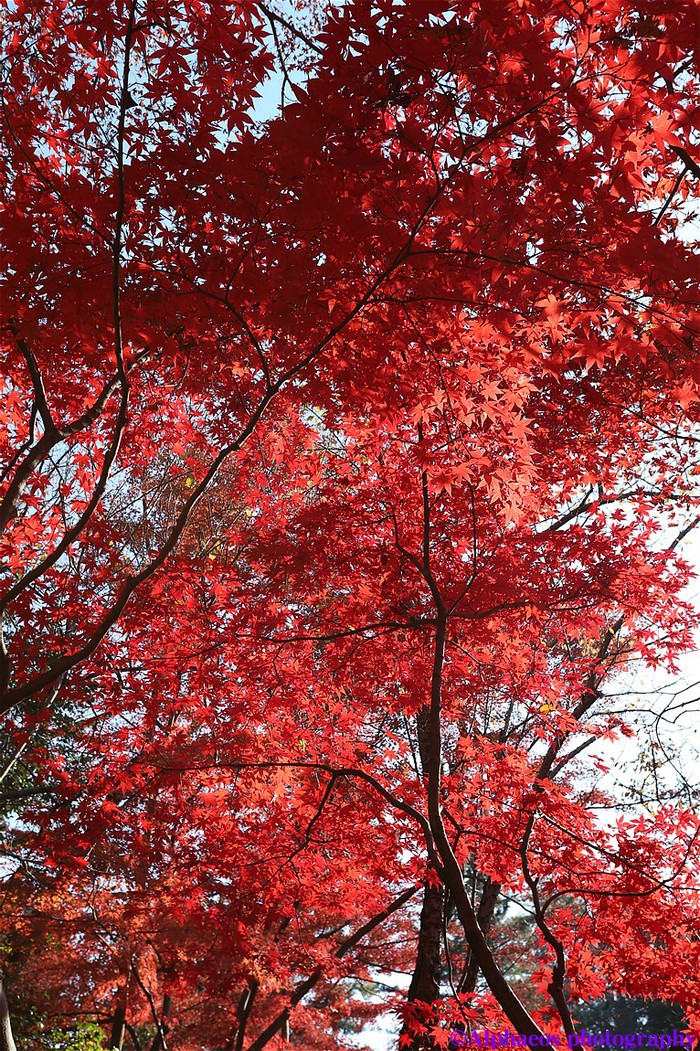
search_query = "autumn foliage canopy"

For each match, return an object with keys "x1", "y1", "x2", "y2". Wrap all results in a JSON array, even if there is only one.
[{"x1": 1, "y1": 0, "x2": 700, "y2": 1048}]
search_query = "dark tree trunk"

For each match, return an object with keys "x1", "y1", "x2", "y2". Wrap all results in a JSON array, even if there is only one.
[
  {"x1": 460, "y1": 877, "x2": 500, "y2": 993},
  {"x1": 403, "y1": 696, "x2": 505, "y2": 1048},
  {"x1": 0, "y1": 974, "x2": 17, "y2": 1051},
  {"x1": 407, "y1": 882, "x2": 444, "y2": 1004},
  {"x1": 149, "y1": 993, "x2": 172, "y2": 1051},
  {"x1": 401, "y1": 705, "x2": 447, "y2": 1049},
  {"x1": 109, "y1": 967, "x2": 134, "y2": 1051},
  {"x1": 409, "y1": 704, "x2": 445, "y2": 1004},
  {"x1": 109, "y1": 1005, "x2": 126, "y2": 1051}
]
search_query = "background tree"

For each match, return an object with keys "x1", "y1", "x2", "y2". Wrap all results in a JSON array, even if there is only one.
[{"x1": 575, "y1": 996, "x2": 687, "y2": 1034}]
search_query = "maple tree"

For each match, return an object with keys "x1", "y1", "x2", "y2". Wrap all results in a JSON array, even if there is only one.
[{"x1": 1, "y1": 0, "x2": 700, "y2": 1049}]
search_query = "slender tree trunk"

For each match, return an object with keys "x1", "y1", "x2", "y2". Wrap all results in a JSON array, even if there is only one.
[
  {"x1": 407, "y1": 882, "x2": 444, "y2": 1005},
  {"x1": 109, "y1": 1005, "x2": 126, "y2": 1051},
  {"x1": 109, "y1": 968, "x2": 133, "y2": 1051},
  {"x1": 425, "y1": 618, "x2": 542, "y2": 1037},
  {"x1": 0, "y1": 973, "x2": 17, "y2": 1051},
  {"x1": 460, "y1": 877, "x2": 500, "y2": 993},
  {"x1": 401, "y1": 704, "x2": 446, "y2": 1049},
  {"x1": 149, "y1": 993, "x2": 172, "y2": 1051},
  {"x1": 409, "y1": 703, "x2": 445, "y2": 1003}
]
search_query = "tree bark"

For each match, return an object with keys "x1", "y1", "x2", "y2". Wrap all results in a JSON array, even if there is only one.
[
  {"x1": 109, "y1": 1005, "x2": 126, "y2": 1051},
  {"x1": 407, "y1": 881, "x2": 444, "y2": 1005},
  {"x1": 400, "y1": 705, "x2": 446, "y2": 1049},
  {"x1": 149, "y1": 993, "x2": 172, "y2": 1051},
  {"x1": 0, "y1": 973, "x2": 17, "y2": 1051},
  {"x1": 425, "y1": 617, "x2": 543, "y2": 1037},
  {"x1": 408, "y1": 703, "x2": 445, "y2": 1005},
  {"x1": 460, "y1": 877, "x2": 500, "y2": 993}
]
